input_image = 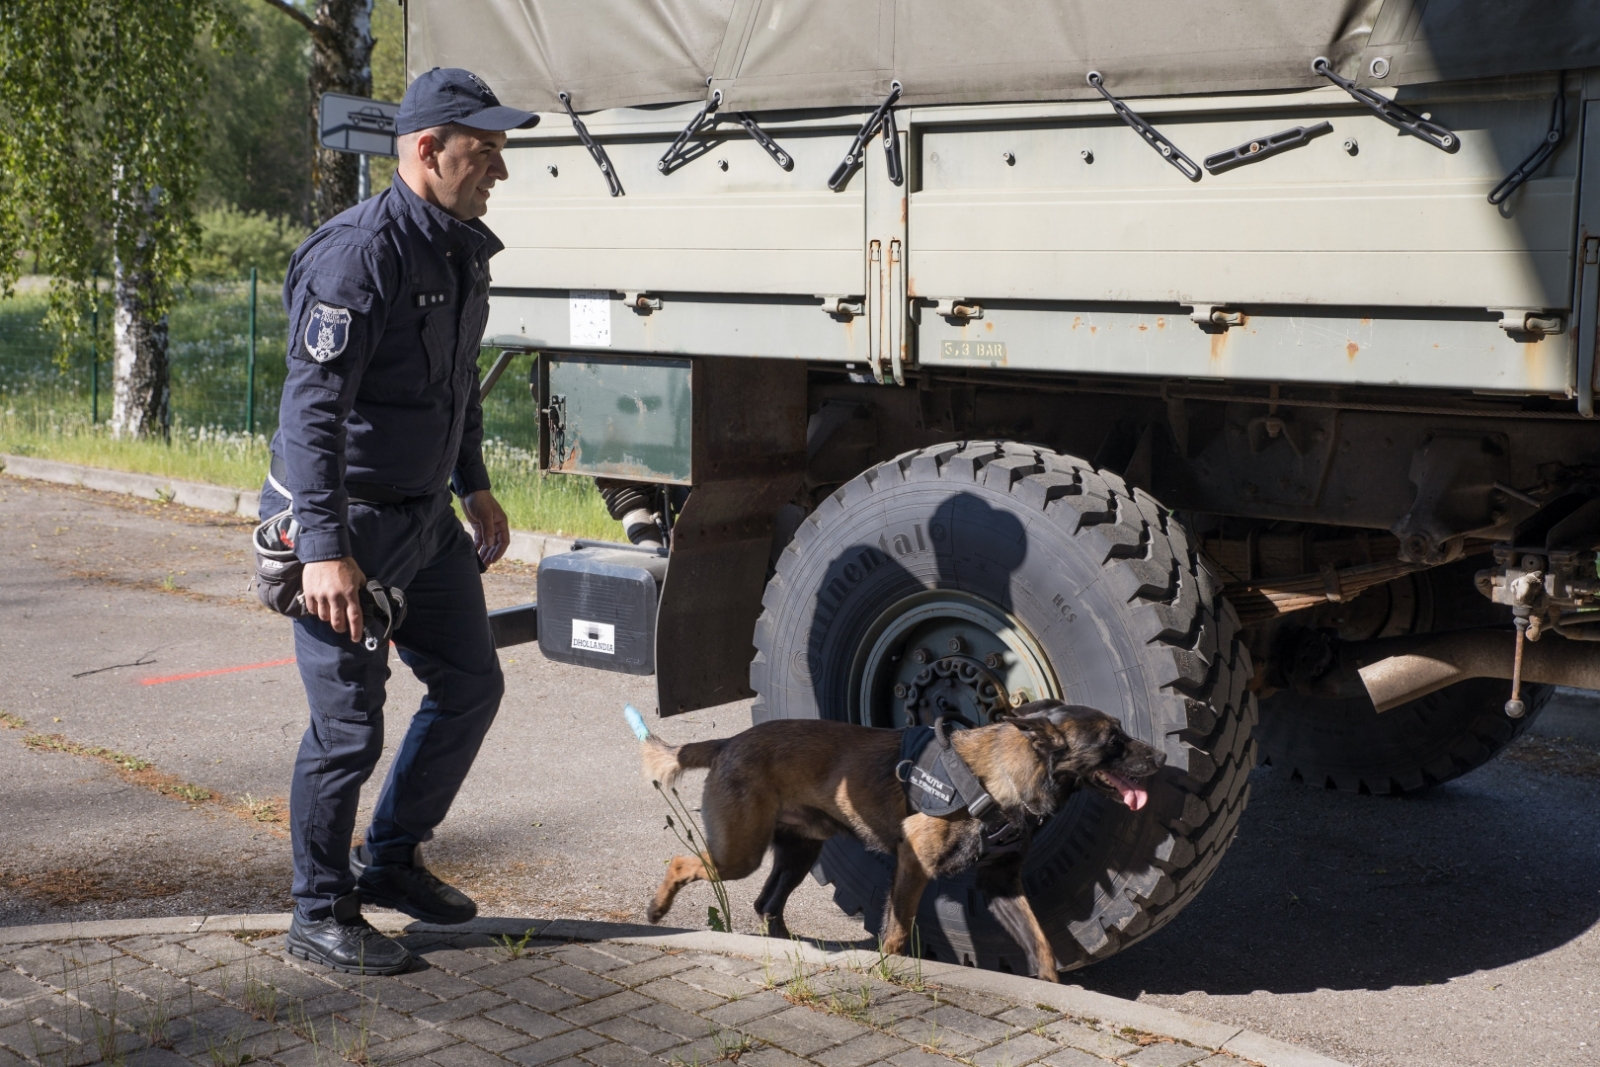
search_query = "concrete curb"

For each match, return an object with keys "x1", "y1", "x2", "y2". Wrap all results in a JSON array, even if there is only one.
[
  {"x1": 1, "y1": 453, "x2": 261, "y2": 518},
  {"x1": 0, "y1": 914, "x2": 1352, "y2": 1067},
  {"x1": 0, "y1": 454, "x2": 571, "y2": 566}
]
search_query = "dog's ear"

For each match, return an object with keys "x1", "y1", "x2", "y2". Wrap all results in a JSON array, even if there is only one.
[{"x1": 1006, "y1": 715, "x2": 1062, "y2": 758}]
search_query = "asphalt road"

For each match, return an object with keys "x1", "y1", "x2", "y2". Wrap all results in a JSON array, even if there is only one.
[{"x1": 1, "y1": 474, "x2": 1596, "y2": 1067}]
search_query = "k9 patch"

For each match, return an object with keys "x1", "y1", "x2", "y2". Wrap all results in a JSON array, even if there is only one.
[{"x1": 303, "y1": 303, "x2": 353, "y2": 363}]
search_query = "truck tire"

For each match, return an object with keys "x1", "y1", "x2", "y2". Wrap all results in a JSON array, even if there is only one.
[
  {"x1": 749, "y1": 442, "x2": 1255, "y2": 972},
  {"x1": 1256, "y1": 679, "x2": 1549, "y2": 795}
]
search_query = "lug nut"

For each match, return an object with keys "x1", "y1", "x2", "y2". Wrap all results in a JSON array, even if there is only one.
[
  {"x1": 894, "y1": 684, "x2": 908, "y2": 699},
  {"x1": 911, "y1": 648, "x2": 929, "y2": 664},
  {"x1": 984, "y1": 653, "x2": 1001, "y2": 669},
  {"x1": 947, "y1": 636, "x2": 965, "y2": 653}
]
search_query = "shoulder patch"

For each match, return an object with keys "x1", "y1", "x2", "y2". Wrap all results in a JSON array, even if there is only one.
[{"x1": 303, "y1": 303, "x2": 353, "y2": 363}]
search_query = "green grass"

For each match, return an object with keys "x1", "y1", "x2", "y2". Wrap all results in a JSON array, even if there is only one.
[
  {"x1": 0, "y1": 405, "x2": 616, "y2": 537},
  {"x1": 0, "y1": 287, "x2": 619, "y2": 539}
]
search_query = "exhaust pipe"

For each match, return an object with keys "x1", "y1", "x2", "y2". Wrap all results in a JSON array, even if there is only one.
[{"x1": 1350, "y1": 630, "x2": 1600, "y2": 712}]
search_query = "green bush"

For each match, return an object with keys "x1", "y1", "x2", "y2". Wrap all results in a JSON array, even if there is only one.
[{"x1": 191, "y1": 207, "x2": 307, "y2": 281}]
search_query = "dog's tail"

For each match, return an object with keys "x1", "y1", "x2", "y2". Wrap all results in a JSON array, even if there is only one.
[{"x1": 624, "y1": 704, "x2": 727, "y2": 791}]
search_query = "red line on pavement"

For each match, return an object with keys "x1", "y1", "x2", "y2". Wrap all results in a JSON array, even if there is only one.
[{"x1": 139, "y1": 657, "x2": 297, "y2": 686}]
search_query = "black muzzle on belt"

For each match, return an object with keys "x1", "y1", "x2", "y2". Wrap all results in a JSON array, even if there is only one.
[
  {"x1": 252, "y1": 509, "x2": 407, "y2": 651},
  {"x1": 897, "y1": 717, "x2": 1026, "y2": 862}
]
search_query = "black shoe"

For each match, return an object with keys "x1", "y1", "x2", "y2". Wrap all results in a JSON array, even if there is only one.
[
  {"x1": 352, "y1": 844, "x2": 477, "y2": 926},
  {"x1": 285, "y1": 893, "x2": 412, "y2": 975}
]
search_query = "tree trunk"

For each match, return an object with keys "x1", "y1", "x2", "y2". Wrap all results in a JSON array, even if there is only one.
[
  {"x1": 309, "y1": 0, "x2": 375, "y2": 225},
  {"x1": 110, "y1": 265, "x2": 171, "y2": 440},
  {"x1": 110, "y1": 183, "x2": 171, "y2": 441}
]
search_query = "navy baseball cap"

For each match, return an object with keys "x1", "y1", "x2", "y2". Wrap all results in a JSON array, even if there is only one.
[{"x1": 395, "y1": 67, "x2": 538, "y2": 135}]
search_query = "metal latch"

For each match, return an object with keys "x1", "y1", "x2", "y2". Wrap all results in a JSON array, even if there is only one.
[
  {"x1": 624, "y1": 291, "x2": 661, "y2": 312},
  {"x1": 1203, "y1": 122, "x2": 1333, "y2": 175},
  {"x1": 828, "y1": 81, "x2": 903, "y2": 191},
  {"x1": 819, "y1": 295, "x2": 864, "y2": 318},
  {"x1": 558, "y1": 91, "x2": 624, "y2": 197},
  {"x1": 1087, "y1": 71, "x2": 1202, "y2": 182},
  {"x1": 735, "y1": 113, "x2": 793, "y2": 170},
  {"x1": 933, "y1": 299, "x2": 983, "y2": 320},
  {"x1": 658, "y1": 89, "x2": 722, "y2": 175},
  {"x1": 1188, "y1": 303, "x2": 1242, "y2": 328},
  {"x1": 1311, "y1": 57, "x2": 1456, "y2": 152},
  {"x1": 1488, "y1": 72, "x2": 1567, "y2": 206},
  {"x1": 1492, "y1": 309, "x2": 1562, "y2": 336}
]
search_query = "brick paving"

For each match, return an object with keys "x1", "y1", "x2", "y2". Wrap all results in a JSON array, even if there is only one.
[{"x1": 0, "y1": 928, "x2": 1279, "y2": 1067}]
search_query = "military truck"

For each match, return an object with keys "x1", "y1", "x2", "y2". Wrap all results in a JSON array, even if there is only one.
[{"x1": 412, "y1": 1, "x2": 1600, "y2": 974}]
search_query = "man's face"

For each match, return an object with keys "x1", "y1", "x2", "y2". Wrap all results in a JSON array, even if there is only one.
[{"x1": 424, "y1": 126, "x2": 510, "y2": 220}]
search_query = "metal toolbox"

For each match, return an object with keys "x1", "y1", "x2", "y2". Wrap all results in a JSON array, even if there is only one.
[{"x1": 536, "y1": 542, "x2": 670, "y2": 675}]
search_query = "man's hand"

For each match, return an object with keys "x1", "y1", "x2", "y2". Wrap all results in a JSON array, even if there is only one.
[
  {"x1": 462, "y1": 490, "x2": 509, "y2": 568},
  {"x1": 303, "y1": 557, "x2": 367, "y2": 643}
]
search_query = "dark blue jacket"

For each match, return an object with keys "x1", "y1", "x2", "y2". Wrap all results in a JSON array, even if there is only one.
[{"x1": 270, "y1": 177, "x2": 501, "y2": 563}]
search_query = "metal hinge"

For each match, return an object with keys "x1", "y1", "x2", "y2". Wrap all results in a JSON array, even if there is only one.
[
  {"x1": 1188, "y1": 303, "x2": 1243, "y2": 328},
  {"x1": 933, "y1": 299, "x2": 983, "y2": 320},
  {"x1": 624, "y1": 291, "x2": 661, "y2": 312},
  {"x1": 1490, "y1": 309, "x2": 1563, "y2": 336},
  {"x1": 818, "y1": 295, "x2": 864, "y2": 318}
]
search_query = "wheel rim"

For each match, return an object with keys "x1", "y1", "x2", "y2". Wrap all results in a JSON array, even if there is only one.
[{"x1": 848, "y1": 590, "x2": 1060, "y2": 727}]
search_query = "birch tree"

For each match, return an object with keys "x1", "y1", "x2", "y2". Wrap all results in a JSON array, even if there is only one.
[{"x1": 0, "y1": 0, "x2": 229, "y2": 439}]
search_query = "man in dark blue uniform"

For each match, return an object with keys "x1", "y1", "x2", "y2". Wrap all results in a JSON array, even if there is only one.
[{"x1": 261, "y1": 68, "x2": 536, "y2": 974}]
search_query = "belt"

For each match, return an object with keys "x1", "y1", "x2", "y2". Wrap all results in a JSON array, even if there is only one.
[{"x1": 269, "y1": 455, "x2": 430, "y2": 507}]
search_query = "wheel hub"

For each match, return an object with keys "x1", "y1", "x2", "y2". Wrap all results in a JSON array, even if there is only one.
[{"x1": 849, "y1": 591, "x2": 1059, "y2": 727}]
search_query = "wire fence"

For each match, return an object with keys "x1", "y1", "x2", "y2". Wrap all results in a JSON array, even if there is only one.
[
  {"x1": 0, "y1": 276, "x2": 290, "y2": 435},
  {"x1": 0, "y1": 276, "x2": 542, "y2": 448},
  {"x1": 0, "y1": 273, "x2": 599, "y2": 532}
]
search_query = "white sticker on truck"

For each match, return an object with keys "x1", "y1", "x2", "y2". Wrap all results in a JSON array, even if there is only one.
[
  {"x1": 569, "y1": 290, "x2": 611, "y2": 346},
  {"x1": 571, "y1": 618, "x2": 616, "y2": 654}
]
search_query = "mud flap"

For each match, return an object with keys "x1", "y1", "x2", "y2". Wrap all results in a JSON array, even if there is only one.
[{"x1": 655, "y1": 357, "x2": 808, "y2": 716}]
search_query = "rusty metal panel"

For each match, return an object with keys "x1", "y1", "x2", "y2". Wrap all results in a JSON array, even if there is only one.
[{"x1": 541, "y1": 353, "x2": 694, "y2": 484}]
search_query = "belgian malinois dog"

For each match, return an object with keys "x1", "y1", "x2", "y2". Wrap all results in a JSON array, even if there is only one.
[{"x1": 634, "y1": 699, "x2": 1164, "y2": 980}]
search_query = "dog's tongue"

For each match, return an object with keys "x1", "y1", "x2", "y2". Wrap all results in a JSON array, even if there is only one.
[{"x1": 1102, "y1": 771, "x2": 1148, "y2": 811}]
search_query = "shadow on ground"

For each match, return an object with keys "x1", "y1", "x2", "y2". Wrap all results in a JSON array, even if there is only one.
[{"x1": 1082, "y1": 754, "x2": 1600, "y2": 997}]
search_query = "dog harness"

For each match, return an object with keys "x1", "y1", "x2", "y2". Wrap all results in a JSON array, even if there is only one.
[{"x1": 897, "y1": 718, "x2": 1026, "y2": 862}]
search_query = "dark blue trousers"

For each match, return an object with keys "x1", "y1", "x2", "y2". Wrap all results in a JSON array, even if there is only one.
[{"x1": 260, "y1": 484, "x2": 504, "y2": 921}]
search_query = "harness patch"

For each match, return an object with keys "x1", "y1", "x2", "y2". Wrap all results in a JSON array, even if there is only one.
[
  {"x1": 908, "y1": 764, "x2": 954, "y2": 805},
  {"x1": 898, "y1": 725, "x2": 969, "y2": 817},
  {"x1": 303, "y1": 303, "x2": 353, "y2": 362}
]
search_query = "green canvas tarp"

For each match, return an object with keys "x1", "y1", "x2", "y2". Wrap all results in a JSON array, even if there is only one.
[{"x1": 407, "y1": 0, "x2": 1600, "y2": 113}]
